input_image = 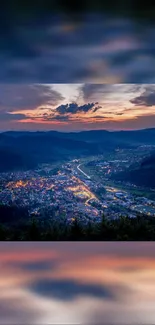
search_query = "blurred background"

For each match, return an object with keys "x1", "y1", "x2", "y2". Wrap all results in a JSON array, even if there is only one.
[
  {"x1": 1, "y1": 3, "x2": 155, "y2": 322},
  {"x1": 1, "y1": 0, "x2": 155, "y2": 82},
  {"x1": 0, "y1": 242, "x2": 155, "y2": 324}
]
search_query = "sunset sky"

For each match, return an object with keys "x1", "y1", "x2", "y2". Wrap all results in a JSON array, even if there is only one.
[
  {"x1": 1, "y1": 242, "x2": 155, "y2": 324},
  {"x1": 1, "y1": 84, "x2": 155, "y2": 131}
]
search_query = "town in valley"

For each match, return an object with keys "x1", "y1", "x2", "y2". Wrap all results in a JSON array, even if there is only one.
[{"x1": 1, "y1": 144, "x2": 155, "y2": 226}]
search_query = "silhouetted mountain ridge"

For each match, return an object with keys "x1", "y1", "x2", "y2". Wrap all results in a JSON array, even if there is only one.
[{"x1": 1, "y1": 129, "x2": 155, "y2": 172}]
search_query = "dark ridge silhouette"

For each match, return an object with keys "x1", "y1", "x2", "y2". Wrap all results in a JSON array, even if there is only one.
[{"x1": 1, "y1": 128, "x2": 155, "y2": 172}]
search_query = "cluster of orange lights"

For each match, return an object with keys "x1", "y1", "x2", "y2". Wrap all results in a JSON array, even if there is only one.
[
  {"x1": 6, "y1": 178, "x2": 55, "y2": 191},
  {"x1": 67, "y1": 185, "x2": 83, "y2": 192},
  {"x1": 67, "y1": 183, "x2": 97, "y2": 205},
  {"x1": 7, "y1": 180, "x2": 29, "y2": 189}
]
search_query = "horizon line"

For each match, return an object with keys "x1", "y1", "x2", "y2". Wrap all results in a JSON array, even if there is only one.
[{"x1": 0, "y1": 127, "x2": 155, "y2": 133}]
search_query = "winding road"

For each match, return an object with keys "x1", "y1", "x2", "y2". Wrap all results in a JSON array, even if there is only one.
[{"x1": 77, "y1": 164, "x2": 91, "y2": 179}]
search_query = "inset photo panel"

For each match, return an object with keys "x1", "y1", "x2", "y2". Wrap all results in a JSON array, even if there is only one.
[{"x1": 0, "y1": 84, "x2": 155, "y2": 240}]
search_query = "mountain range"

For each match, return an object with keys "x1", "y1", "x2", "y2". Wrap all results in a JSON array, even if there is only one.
[{"x1": 0, "y1": 128, "x2": 155, "y2": 172}]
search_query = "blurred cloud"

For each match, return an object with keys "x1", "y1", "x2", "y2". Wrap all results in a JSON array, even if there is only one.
[
  {"x1": 7, "y1": 260, "x2": 58, "y2": 272},
  {"x1": 28, "y1": 279, "x2": 121, "y2": 301},
  {"x1": 0, "y1": 242, "x2": 155, "y2": 324},
  {"x1": 1, "y1": 15, "x2": 155, "y2": 82},
  {"x1": 1, "y1": 242, "x2": 155, "y2": 259},
  {"x1": 0, "y1": 295, "x2": 41, "y2": 325}
]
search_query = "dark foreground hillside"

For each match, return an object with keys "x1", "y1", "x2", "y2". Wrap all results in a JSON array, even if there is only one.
[{"x1": 0, "y1": 205, "x2": 155, "y2": 240}]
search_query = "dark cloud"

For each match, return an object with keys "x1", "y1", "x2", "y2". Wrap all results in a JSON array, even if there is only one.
[
  {"x1": 28, "y1": 278, "x2": 123, "y2": 301},
  {"x1": 93, "y1": 105, "x2": 102, "y2": 112},
  {"x1": 56, "y1": 103, "x2": 75, "y2": 114},
  {"x1": 0, "y1": 84, "x2": 64, "y2": 112},
  {"x1": 130, "y1": 86, "x2": 155, "y2": 106},
  {"x1": 81, "y1": 84, "x2": 112, "y2": 101},
  {"x1": 89, "y1": 115, "x2": 106, "y2": 119},
  {"x1": 0, "y1": 112, "x2": 27, "y2": 121},
  {"x1": 56, "y1": 102, "x2": 98, "y2": 115},
  {"x1": 43, "y1": 102, "x2": 102, "y2": 122}
]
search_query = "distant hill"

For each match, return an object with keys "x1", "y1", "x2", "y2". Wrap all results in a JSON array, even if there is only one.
[
  {"x1": 0, "y1": 147, "x2": 35, "y2": 172},
  {"x1": 0, "y1": 132, "x2": 99, "y2": 172},
  {"x1": 45, "y1": 128, "x2": 155, "y2": 147},
  {"x1": 1, "y1": 128, "x2": 155, "y2": 172},
  {"x1": 3, "y1": 128, "x2": 155, "y2": 145},
  {"x1": 112, "y1": 153, "x2": 155, "y2": 188}
]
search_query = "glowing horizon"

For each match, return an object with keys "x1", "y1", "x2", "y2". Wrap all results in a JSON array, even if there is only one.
[{"x1": 0, "y1": 84, "x2": 155, "y2": 131}]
